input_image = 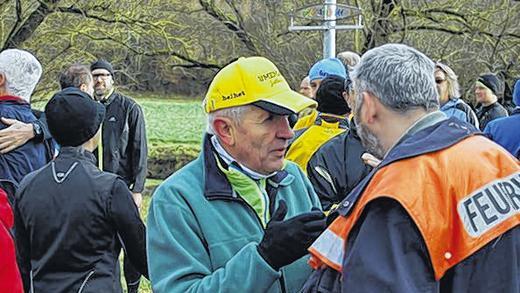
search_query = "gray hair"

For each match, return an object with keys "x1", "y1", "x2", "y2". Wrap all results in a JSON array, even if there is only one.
[
  {"x1": 337, "y1": 51, "x2": 361, "y2": 71},
  {"x1": 0, "y1": 49, "x2": 42, "y2": 103},
  {"x1": 351, "y1": 43, "x2": 439, "y2": 113},
  {"x1": 206, "y1": 105, "x2": 254, "y2": 135},
  {"x1": 435, "y1": 62, "x2": 460, "y2": 99}
]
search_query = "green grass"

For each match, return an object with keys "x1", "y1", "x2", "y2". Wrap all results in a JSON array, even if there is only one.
[
  {"x1": 139, "y1": 98, "x2": 206, "y2": 146},
  {"x1": 34, "y1": 92, "x2": 207, "y2": 148}
]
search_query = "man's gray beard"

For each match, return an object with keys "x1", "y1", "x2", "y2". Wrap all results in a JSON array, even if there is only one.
[
  {"x1": 356, "y1": 121, "x2": 386, "y2": 160},
  {"x1": 94, "y1": 88, "x2": 109, "y2": 101}
]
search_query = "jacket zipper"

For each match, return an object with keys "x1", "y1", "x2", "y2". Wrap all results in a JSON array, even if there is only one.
[
  {"x1": 236, "y1": 197, "x2": 287, "y2": 293},
  {"x1": 77, "y1": 270, "x2": 95, "y2": 293}
]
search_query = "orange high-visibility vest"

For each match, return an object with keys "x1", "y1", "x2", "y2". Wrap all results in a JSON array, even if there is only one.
[{"x1": 309, "y1": 135, "x2": 520, "y2": 280}]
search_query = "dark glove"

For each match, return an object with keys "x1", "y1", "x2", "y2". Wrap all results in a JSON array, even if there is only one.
[{"x1": 257, "y1": 200, "x2": 327, "y2": 270}]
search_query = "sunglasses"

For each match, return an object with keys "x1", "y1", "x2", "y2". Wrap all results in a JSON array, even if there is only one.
[{"x1": 435, "y1": 79, "x2": 446, "y2": 84}]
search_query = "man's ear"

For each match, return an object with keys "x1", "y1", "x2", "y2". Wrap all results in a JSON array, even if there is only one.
[
  {"x1": 213, "y1": 117, "x2": 236, "y2": 146},
  {"x1": 79, "y1": 83, "x2": 87, "y2": 93},
  {"x1": 360, "y1": 91, "x2": 378, "y2": 124},
  {"x1": 0, "y1": 73, "x2": 6, "y2": 96},
  {"x1": 0, "y1": 73, "x2": 5, "y2": 88}
]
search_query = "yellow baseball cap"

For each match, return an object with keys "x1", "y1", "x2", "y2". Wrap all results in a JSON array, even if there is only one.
[{"x1": 203, "y1": 56, "x2": 316, "y2": 114}]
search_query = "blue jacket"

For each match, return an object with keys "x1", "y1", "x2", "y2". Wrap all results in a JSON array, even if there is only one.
[
  {"x1": 147, "y1": 134, "x2": 322, "y2": 292},
  {"x1": 440, "y1": 98, "x2": 479, "y2": 128},
  {"x1": 303, "y1": 112, "x2": 520, "y2": 293},
  {"x1": 0, "y1": 97, "x2": 48, "y2": 186},
  {"x1": 484, "y1": 108, "x2": 520, "y2": 158}
]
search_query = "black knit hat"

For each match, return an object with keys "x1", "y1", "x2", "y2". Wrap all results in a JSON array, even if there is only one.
[
  {"x1": 90, "y1": 59, "x2": 114, "y2": 76},
  {"x1": 478, "y1": 73, "x2": 501, "y2": 96},
  {"x1": 316, "y1": 75, "x2": 350, "y2": 115},
  {"x1": 45, "y1": 88, "x2": 106, "y2": 147}
]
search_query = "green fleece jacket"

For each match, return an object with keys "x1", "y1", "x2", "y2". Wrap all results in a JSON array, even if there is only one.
[{"x1": 146, "y1": 135, "x2": 322, "y2": 292}]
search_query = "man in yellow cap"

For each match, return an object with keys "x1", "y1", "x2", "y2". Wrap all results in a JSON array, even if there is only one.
[{"x1": 147, "y1": 57, "x2": 327, "y2": 292}]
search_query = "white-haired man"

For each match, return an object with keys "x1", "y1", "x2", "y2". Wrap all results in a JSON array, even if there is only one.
[
  {"x1": 303, "y1": 44, "x2": 519, "y2": 292},
  {"x1": 147, "y1": 56, "x2": 326, "y2": 292},
  {"x1": 0, "y1": 49, "x2": 50, "y2": 199}
]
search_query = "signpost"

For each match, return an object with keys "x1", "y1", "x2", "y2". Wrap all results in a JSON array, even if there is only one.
[{"x1": 289, "y1": 0, "x2": 363, "y2": 58}]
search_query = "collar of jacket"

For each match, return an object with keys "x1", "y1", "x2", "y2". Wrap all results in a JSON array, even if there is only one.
[
  {"x1": 202, "y1": 133, "x2": 292, "y2": 200},
  {"x1": 0, "y1": 95, "x2": 28, "y2": 105},
  {"x1": 100, "y1": 88, "x2": 117, "y2": 106},
  {"x1": 57, "y1": 146, "x2": 97, "y2": 164},
  {"x1": 331, "y1": 115, "x2": 481, "y2": 219},
  {"x1": 440, "y1": 98, "x2": 459, "y2": 111}
]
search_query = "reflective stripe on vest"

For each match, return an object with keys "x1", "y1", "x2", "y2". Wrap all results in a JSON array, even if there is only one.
[{"x1": 309, "y1": 135, "x2": 520, "y2": 280}]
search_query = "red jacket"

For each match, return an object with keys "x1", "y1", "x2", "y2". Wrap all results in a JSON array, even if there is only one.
[{"x1": 0, "y1": 187, "x2": 23, "y2": 293}]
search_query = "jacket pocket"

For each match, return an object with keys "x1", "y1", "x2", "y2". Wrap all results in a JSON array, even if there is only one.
[{"x1": 77, "y1": 270, "x2": 95, "y2": 293}]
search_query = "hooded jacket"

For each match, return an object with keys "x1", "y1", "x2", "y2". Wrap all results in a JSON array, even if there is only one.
[{"x1": 303, "y1": 113, "x2": 520, "y2": 293}]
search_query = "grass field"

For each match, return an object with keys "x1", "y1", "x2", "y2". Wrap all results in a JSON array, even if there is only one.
[
  {"x1": 129, "y1": 96, "x2": 203, "y2": 292},
  {"x1": 139, "y1": 98, "x2": 206, "y2": 146}
]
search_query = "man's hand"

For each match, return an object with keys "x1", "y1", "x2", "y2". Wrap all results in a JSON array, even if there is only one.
[
  {"x1": 0, "y1": 118, "x2": 34, "y2": 154},
  {"x1": 257, "y1": 200, "x2": 327, "y2": 270},
  {"x1": 361, "y1": 152, "x2": 381, "y2": 168},
  {"x1": 131, "y1": 192, "x2": 143, "y2": 209}
]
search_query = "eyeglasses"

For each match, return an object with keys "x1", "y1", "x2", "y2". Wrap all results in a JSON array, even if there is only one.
[
  {"x1": 435, "y1": 79, "x2": 446, "y2": 84},
  {"x1": 92, "y1": 73, "x2": 111, "y2": 79}
]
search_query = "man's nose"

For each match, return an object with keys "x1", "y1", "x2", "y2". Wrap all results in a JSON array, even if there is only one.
[{"x1": 277, "y1": 116, "x2": 294, "y2": 140}]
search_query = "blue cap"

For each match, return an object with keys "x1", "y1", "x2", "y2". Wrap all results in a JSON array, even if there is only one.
[
  {"x1": 513, "y1": 79, "x2": 520, "y2": 107},
  {"x1": 308, "y1": 58, "x2": 347, "y2": 82}
]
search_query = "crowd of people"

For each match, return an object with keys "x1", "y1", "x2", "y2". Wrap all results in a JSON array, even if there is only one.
[{"x1": 0, "y1": 42, "x2": 518, "y2": 293}]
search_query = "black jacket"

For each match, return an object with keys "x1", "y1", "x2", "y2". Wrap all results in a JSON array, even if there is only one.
[
  {"x1": 307, "y1": 121, "x2": 371, "y2": 211},
  {"x1": 476, "y1": 102, "x2": 508, "y2": 130},
  {"x1": 14, "y1": 147, "x2": 148, "y2": 293},
  {"x1": 94, "y1": 91, "x2": 148, "y2": 193}
]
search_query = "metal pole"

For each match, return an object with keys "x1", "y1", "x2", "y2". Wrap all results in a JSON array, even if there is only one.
[{"x1": 323, "y1": 0, "x2": 337, "y2": 58}]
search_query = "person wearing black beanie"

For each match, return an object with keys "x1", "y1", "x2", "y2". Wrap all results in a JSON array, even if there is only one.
[
  {"x1": 475, "y1": 73, "x2": 508, "y2": 130},
  {"x1": 316, "y1": 75, "x2": 351, "y2": 116},
  {"x1": 14, "y1": 88, "x2": 149, "y2": 293},
  {"x1": 45, "y1": 88, "x2": 105, "y2": 147}
]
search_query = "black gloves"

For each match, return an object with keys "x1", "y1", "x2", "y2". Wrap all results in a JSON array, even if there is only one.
[{"x1": 257, "y1": 200, "x2": 327, "y2": 270}]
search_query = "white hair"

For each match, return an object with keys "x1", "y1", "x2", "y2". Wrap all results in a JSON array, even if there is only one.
[
  {"x1": 206, "y1": 105, "x2": 254, "y2": 135},
  {"x1": 337, "y1": 51, "x2": 361, "y2": 71},
  {"x1": 0, "y1": 49, "x2": 42, "y2": 103},
  {"x1": 352, "y1": 43, "x2": 439, "y2": 113}
]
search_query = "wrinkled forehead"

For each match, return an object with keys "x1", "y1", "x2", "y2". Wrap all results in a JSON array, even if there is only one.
[{"x1": 91, "y1": 68, "x2": 111, "y2": 75}]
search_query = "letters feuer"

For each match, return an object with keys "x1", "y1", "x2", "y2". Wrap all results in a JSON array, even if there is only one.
[{"x1": 458, "y1": 172, "x2": 520, "y2": 237}]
